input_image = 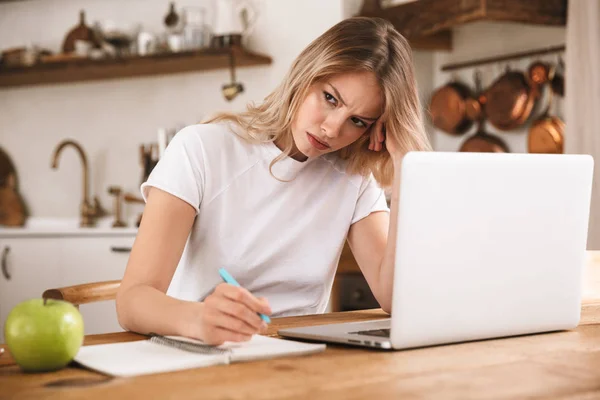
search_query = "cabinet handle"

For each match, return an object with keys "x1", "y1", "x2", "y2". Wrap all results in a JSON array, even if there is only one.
[
  {"x1": 1, "y1": 246, "x2": 10, "y2": 280},
  {"x1": 110, "y1": 247, "x2": 132, "y2": 253}
]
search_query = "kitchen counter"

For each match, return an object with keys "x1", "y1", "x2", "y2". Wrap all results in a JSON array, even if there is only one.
[{"x1": 0, "y1": 217, "x2": 138, "y2": 238}]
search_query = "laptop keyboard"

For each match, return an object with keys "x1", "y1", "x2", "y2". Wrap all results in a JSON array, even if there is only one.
[{"x1": 349, "y1": 328, "x2": 390, "y2": 338}]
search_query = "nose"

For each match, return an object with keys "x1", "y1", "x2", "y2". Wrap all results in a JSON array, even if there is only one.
[{"x1": 321, "y1": 112, "x2": 344, "y2": 139}]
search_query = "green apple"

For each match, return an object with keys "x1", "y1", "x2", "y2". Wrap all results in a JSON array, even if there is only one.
[{"x1": 4, "y1": 298, "x2": 84, "y2": 372}]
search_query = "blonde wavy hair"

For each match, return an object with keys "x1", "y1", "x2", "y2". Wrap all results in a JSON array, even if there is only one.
[{"x1": 204, "y1": 16, "x2": 432, "y2": 187}]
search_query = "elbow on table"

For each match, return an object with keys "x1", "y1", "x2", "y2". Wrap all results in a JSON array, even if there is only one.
[
  {"x1": 378, "y1": 297, "x2": 392, "y2": 315},
  {"x1": 115, "y1": 286, "x2": 134, "y2": 331}
]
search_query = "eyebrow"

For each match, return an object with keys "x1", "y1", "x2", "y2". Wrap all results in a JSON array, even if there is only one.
[{"x1": 327, "y1": 83, "x2": 379, "y2": 122}]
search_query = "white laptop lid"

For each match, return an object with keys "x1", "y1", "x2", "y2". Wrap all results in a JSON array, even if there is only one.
[{"x1": 390, "y1": 152, "x2": 594, "y2": 349}]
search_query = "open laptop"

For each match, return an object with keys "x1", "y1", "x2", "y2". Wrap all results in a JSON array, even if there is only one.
[{"x1": 279, "y1": 152, "x2": 594, "y2": 350}]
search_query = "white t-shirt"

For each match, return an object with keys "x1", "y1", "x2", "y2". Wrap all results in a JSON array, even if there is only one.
[{"x1": 141, "y1": 123, "x2": 389, "y2": 317}]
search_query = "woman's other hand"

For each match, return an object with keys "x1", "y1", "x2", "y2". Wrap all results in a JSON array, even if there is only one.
[{"x1": 368, "y1": 118, "x2": 404, "y2": 166}]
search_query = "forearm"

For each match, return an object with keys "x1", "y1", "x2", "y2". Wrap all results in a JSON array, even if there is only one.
[
  {"x1": 378, "y1": 162, "x2": 402, "y2": 313},
  {"x1": 116, "y1": 284, "x2": 203, "y2": 338}
]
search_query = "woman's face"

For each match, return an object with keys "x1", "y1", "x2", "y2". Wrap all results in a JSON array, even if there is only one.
[{"x1": 289, "y1": 71, "x2": 383, "y2": 161}]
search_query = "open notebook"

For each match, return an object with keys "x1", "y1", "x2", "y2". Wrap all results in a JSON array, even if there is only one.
[{"x1": 74, "y1": 334, "x2": 326, "y2": 377}]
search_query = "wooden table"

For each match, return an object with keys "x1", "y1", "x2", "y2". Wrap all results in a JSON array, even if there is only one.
[{"x1": 2, "y1": 300, "x2": 600, "y2": 400}]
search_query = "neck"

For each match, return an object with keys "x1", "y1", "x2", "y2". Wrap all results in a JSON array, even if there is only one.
[{"x1": 274, "y1": 136, "x2": 308, "y2": 162}]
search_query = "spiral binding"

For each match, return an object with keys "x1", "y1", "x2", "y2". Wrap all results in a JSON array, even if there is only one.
[{"x1": 149, "y1": 334, "x2": 231, "y2": 355}]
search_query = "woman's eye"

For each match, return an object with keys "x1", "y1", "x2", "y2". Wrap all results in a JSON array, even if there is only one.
[
  {"x1": 351, "y1": 117, "x2": 366, "y2": 128},
  {"x1": 323, "y1": 91, "x2": 337, "y2": 105}
]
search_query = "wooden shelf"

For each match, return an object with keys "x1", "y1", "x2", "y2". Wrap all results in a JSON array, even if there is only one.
[
  {"x1": 360, "y1": 0, "x2": 452, "y2": 51},
  {"x1": 0, "y1": 47, "x2": 272, "y2": 89},
  {"x1": 360, "y1": 0, "x2": 567, "y2": 51}
]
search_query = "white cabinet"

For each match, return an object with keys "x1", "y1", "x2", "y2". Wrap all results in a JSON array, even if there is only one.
[
  {"x1": 0, "y1": 238, "x2": 64, "y2": 343},
  {"x1": 59, "y1": 236, "x2": 135, "y2": 336},
  {"x1": 0, "y1": 234, "x2": 136, "y2": 342}
]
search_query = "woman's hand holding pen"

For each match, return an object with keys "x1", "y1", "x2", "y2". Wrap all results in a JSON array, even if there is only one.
[{"x1": 193, "y1": 283, "x2": 272, "y2": 345}]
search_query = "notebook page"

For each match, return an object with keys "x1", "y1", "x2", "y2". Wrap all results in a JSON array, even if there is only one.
[
  {"x1": 74, "y1": 339, "x2": 228, "y2": 377},
  {"x1": 221, "y1": 335, "x2": 326, "y2": 363}
]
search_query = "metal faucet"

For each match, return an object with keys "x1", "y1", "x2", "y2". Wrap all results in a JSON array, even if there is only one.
[{"x1": 51, "y1": 139, "x2": 102, "y2": 227}]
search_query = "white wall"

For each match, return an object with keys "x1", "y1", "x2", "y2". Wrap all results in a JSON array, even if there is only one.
[
  {"x1": 0, "y1": 0, "x2": 344, "y2": 220},
  {"x1": 430, "y1": 22, "x2": 566, "y2": 152}
]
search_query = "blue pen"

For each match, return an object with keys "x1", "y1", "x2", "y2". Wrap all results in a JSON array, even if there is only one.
[{"x1": 218, "y1": 267, "x2": 271, "y2": 324}]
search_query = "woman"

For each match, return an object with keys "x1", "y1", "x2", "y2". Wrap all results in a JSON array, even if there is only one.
[{"x1": 116, "y1": 16, "x2": 432, "y2": 345}]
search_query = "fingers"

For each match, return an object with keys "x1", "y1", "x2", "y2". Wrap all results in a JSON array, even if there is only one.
[
  {"x1": 203, "y1": 326, "x2": 253, "y2": 346},
  {"x1": 216, "y1": 296, "x2": 265, "y2": 332},
  {"x1": 369, "y1": 119, "x2": 385, "y2": 152},
  {"x1": 208, "y1": 288, "x2": 266, "y2": 331},
  {"x1": 369, "y1": 130, "x2": 376, "y2": 151},
  {"x1": 207, "y1": 303, "x2": 265, "y2": 336},
  {"x1": 199, "y1": 284, "x2": 273, "y2": 345},
  {"x1": 206, "y1": 284, "x2": 271, "y2": 336},
  {"x1": 257, "y1": 297, "x2": 270, "y2": 307},
  {"x1": 218, "y1": 283, "x2": 272, "y2": 316}
]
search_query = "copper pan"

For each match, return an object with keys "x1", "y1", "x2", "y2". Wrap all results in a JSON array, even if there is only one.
[
  {"x1": 459, "y1": 118, "x2": 510, "y2": 153},
  {"x1": 458, "y1": 71, "x2": 509, "y2": 153},
  {"x1": 482, "y1": 64, "x2": 541, "y2": 131},
  {"x1": 429, "y1": 79, "x2": 481, "y2": 135},
  {"x1": 528, "y1": 87, "x2": 564, "y2": 154}
]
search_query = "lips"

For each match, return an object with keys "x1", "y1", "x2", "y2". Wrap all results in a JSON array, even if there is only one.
[{"x1": 307, "y1": 132, "x2": 330, "y2": 150}]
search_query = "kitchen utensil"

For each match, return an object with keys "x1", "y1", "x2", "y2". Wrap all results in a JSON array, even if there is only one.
[
  {"x1": 168, "y1": 34, "x2": 184, "y2": 52},
  {"x1": 124, "y1": 193, "x2": 145, "y2": 228},
  {"x1": 107, "y1": 186, "x2": 126, "y2": 228},
  {"x1": 137, "y1": 31, "x2": 157, "y2": 56},
  {"x1": 459, "y1": 71, "x2": 509, "y2": 153},
  {"x1": 528, "y1": 86, "x2": 564, "y2": 154},
  {"x1": 182, "y1": 7, "x2": 211, "y2": 50},
  {"x1": 140, "y1": 144, "x2": 159, "y2": 184},
  {"x1": 222, "y1": 50, "x2": 244, "y2": 101},
  {"x1": 62, "y1": 10, "x2": 101, "y2": 54},
  {"x1": 483, "y1": 65, "x2": 541, "y2": 131},
  {"x1": 528, "y1": 60, "x2": 553, "y2": 86},
  {"x1": 94, "y1": 20, "x2": 138, "y2": 58},
  {"x1": 459, "y1": 119, "x2": 510, "y2": 153},
  {"x1": 124, "y1": 193, "x2": 145, "y2": 204},
  {"x1": 74, "y1": 40, "x2": 92, "y2": 57},
  {"x1": 429, "y1": 77, "x2": 480, "y2": 135},
  {"x1": 164, "y1": 2, "x2": 180, "y2": 31},
  {"x1": 0, "y1": 47, "x2": 38, "y2": 67},
  {"x1": 0, "y1": 147, "x2": 15, "y2": 188},
  {"x1": 212, "y1": 0, "x2": 257, "y2": 48},
  {"x1": 0, "y1": 148, "x2": 26, "y2": 227}
]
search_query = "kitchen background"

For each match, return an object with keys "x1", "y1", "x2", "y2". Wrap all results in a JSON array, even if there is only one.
[
  {"x1": 1, "y1": 0, "x2": 597, "y2": 338},
  {"x1": 1, "y1": 0, "x2": 353, "y2": 220},
  {"x1": 0, "y1": 0, "x2": 568, "y2": 221}
]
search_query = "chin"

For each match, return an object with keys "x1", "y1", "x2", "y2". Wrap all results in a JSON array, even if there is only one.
[
  {"x1": 292, "y1": 130, "x2": 329, "y2": 159},
  {"x1": 296, "y1": 146, "x2": 314, "y2": 159},
  {"x1": 300, "y1": 141, "x2": 324, "y2": 158}
]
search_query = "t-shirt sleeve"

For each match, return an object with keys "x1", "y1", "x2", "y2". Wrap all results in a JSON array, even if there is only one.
[
  {"x1": 140, "y1": 126, "x2": 204, "y2": 214},
  {"x1": 351, "y1": 174, "x2": 390, "y2": 225}
]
